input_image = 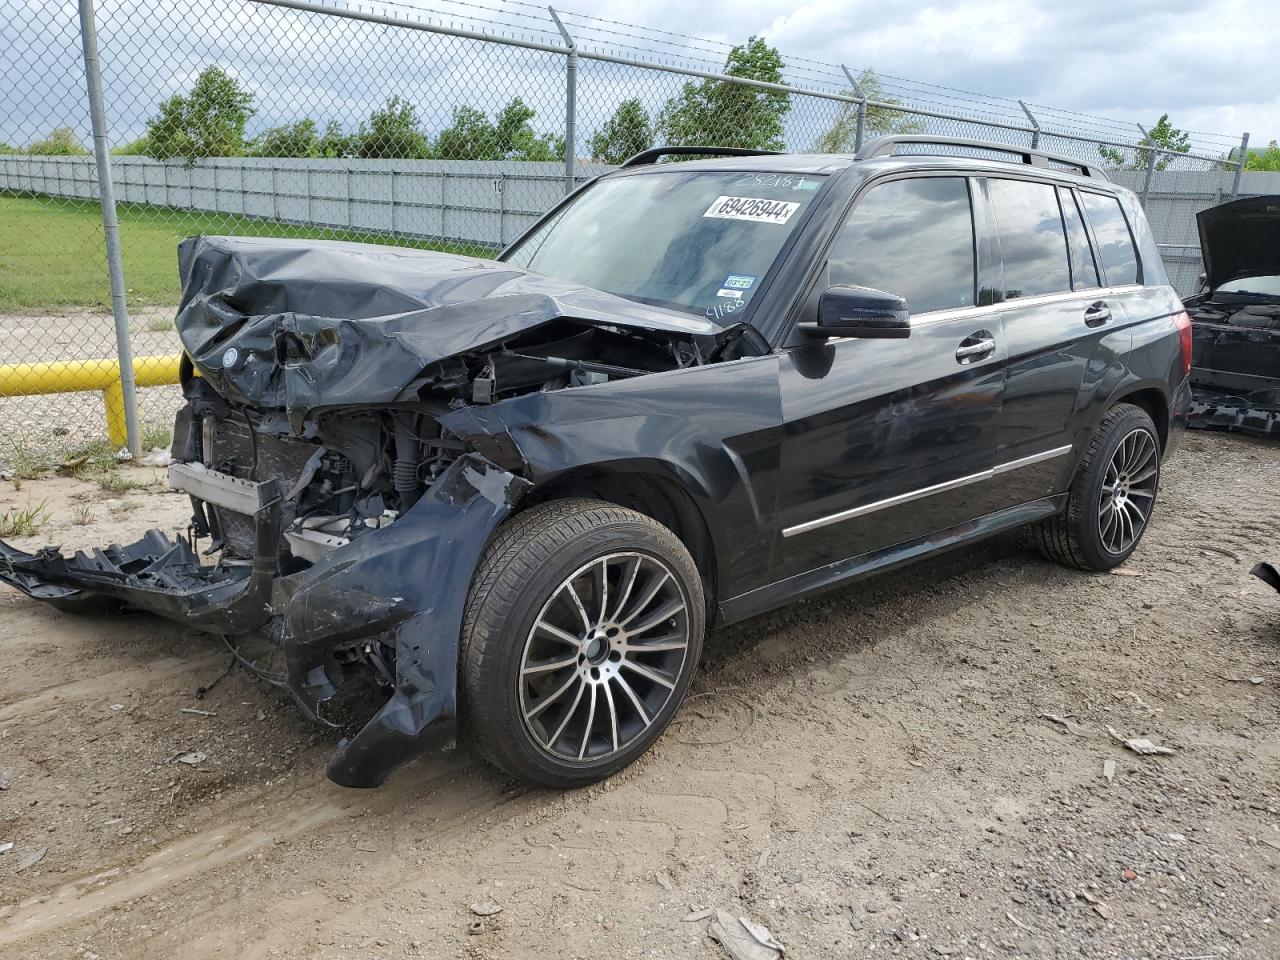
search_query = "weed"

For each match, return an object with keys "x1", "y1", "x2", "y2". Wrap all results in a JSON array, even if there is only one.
[
  {"x1": 145, "y1": 316, "x2": 175, "y2": 333},
  {"x1": 96, "y1": 471, "x2": 146, "y2": 495},
  {"x1": 141, "y1": 423, "x2": 172, "y2": 451},
  {"x1": 71, "y1": 503, "x2": 94, "y2": 526},
  {"x1": 0, "y1": 499, "x2": 50, "y2": 538},
  {"x1": 4, "y1": 441, "x2": 52, "y2": 481}
]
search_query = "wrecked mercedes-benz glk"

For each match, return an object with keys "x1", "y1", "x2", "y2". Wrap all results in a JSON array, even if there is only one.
[
  {"x1": 1, "y1": 141, "x2": 1192, "y2": 788},
  {"x1": 1186, "y1": 195, "x2": 1280, "y2": 436}
]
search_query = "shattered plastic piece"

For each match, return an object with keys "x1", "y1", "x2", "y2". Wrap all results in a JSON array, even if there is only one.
[
  {"x1": 174, "y1": 751, "x2": 206, "y2": 765},
  {"x1": 1106, "y1": 726, "x2": 1175, "y2": 756},
  {"x1": 16, "y1": 846, "x2": 47, "y2": 872},
  {"x1": 684, "y1": 907, "x2": 715, "y2": 922},
  {"x1": 469, "y1": 901, "x2": 502, "y2": 917},
  {"x1": 1102, "y1": 759, "x2": 1115, "y2": 782},
  {"x1": 0, "y1": 841, "x2": 13, "y2": 854},
  {"x1": 708, "y1": 910, "x2": 783, "y2": 960},
  {"x1": 113, "y1": 447, "x2": 133, "y2": 462},
  {"x1": 139, "y1": 447, "x2": 175, "y2": 467}
]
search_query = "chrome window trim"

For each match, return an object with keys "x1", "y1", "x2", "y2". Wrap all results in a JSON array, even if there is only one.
[{"x1": 781, "y1": 444, "x2": 1073, "y2": 538}]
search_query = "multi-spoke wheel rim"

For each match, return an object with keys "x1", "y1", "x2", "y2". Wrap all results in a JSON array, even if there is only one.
[
  {"x1": 518, "y1": 551, "x2": 690, "y2": 763},
  {"x1": 1099, "y1": 427, "x2": 1158, "y2": 555}
]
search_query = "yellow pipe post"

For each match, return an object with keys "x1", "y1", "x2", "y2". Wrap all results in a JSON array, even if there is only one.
[{"x1": 0, "y1": 355, "x2": 183, "y2": 448}]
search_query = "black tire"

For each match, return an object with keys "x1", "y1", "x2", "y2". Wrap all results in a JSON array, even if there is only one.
[
  {"x1": 1035, "y1": 402, "x2": 1161, "y2": 571},
  {"x1": 460, "y1": 498, "x2": 705, "y2": 788}
]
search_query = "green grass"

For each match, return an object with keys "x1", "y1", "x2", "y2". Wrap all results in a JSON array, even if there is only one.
[
  {"x1": 0, "y1": 499, "x2": 50, "y2": 537},
  {"x1": 95, "y1": 471, "x2": 148, "y2": 495},
  {"x1": 0, "y1": 194, "x2": 492, "y2": 312}
]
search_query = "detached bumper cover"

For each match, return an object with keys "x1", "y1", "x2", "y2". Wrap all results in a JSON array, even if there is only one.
[{"x1": 0, "y1": 454, "x2": 528, "y2": 788}]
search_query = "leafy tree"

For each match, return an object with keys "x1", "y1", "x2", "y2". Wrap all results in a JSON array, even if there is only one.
[
  {"x1": 25, "y1": 126, "x2": 89, "y2": 156},
  {"x1": 589, "y1": 98, "x2": 653, "y2": 164},
  {"x1": 354, "y1": 97, "x2": 431, "y2": 159},
  {"x1": 0, "y1": 142, "x2": 17, "y2": 154},
  {"x1": 1245, "y1": 140, "x2": 1280, "y2": 172},
  {"x1": 316, "y1": 121, "x2": 353, "y2": 159},
  {"x1": 813, "y1": 68, "x2": 922, "y2": 153},
  {"x1": 144, "y1": 67, "x2": 255, "y2": 163},
  {"x1": 249, "y1": 118, "x2": 321, "y2": 158},
  {"x1": 1099, "y1": 113, "x2": 1190, "y2": 172},
  {"x1": 111, "y1": 136, "x2": 150, "y2": 156},
  {"x1": 656, "y1": 36, "x2": 790, "y2": 151},
  {"x1": 434, "y1": 98, "x2": 563, "y2": 161}
]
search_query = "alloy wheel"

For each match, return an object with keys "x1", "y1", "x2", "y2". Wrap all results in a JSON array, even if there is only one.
[
  {"x1": 518, "y1": 552, "x2": 691, "y2": 762},
  {"x1": 1098, "y1": 427, "x2": 1158, "y2": 555}
]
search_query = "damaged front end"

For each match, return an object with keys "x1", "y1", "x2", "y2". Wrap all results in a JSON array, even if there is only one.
[{"x1": 0, "y1": 236, "x2": 740, "y2": 786}]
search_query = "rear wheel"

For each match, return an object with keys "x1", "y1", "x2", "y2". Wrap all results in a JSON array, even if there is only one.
[
  {"x1": 460, "y1": 498, "x2": 704, "y2": 788},
  {"x1": 1035, "y1": 403, "x2": 1161, "y2": 571}
]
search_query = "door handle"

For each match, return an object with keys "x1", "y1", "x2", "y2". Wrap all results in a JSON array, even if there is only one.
[
  {"x1": 1083, "y1": 301, "x2": 1112, "y2": 327},
  {"x1": 955, "y1": 335, "x2": 996, "y2": 363}
]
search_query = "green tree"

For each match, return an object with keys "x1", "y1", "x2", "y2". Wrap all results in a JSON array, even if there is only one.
[
  {"x1": 354, "y1": 97, "x2": 431, "y2": 159},
  {"x1": 111, "y1": 136, "x2": 150, "y2": 156},
  {"x1": 813, "y1": 68, "x2": 922, "y2": 153},
  {"x1": 589, "y1": 98, "x2": 653, "y2": 164},
  {"x1": 434, "y1": 98, "x2": 563, "y2": 161},
  {"x1": 656, "y1": 36, "x2": 790, "y2": 151},
  {"x1": 1099, "y1": 113, "x2": 1191, "y2": 172},
  {"x1": 0, "y1": 142, "x2": 17, "y2": 154},
  {"x1": 317, "y1": 121, "x2": 353, "y2": 159},
  {"x1": 144, "y1": 67, "x2": 255, "y2": 163},
  {"x1": 1245, "y1": 140, "x2": 1280, "y2": 171},
  {"x1": 248, "y1": 118, "x2": 321, "y2": 158},
  {"x1": 25, "y1": 126, "x2": 89, "y2": 156}
]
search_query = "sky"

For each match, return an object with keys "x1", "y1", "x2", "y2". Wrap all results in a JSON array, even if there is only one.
[
  {"x1": 562, "y1": 0, "x2": 1277, "y2": 148},
  {"x1": 3, "y1": 0, "x2": 1275, "y2": 154}
]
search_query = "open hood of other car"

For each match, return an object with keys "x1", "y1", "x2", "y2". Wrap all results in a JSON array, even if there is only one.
[{"x1": 1197, "y1": 195, "x2": 1280, "y2": 294}]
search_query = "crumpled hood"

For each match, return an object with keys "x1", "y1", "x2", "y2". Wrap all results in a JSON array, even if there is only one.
[
  {"x1": 1197, "y1": 195, "x2": 1280, "y2": 294},
  {"x1": 176, "y1": 236, "x2": 721, "y2": 421}
]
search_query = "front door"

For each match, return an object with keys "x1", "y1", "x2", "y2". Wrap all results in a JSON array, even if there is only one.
[{"x1": 770, "y1": 175, "x2": 1006, "y2": 582}]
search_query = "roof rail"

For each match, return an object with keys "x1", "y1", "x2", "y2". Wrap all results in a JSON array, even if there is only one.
[
  {"x1": 854, "y1": 135, "x2": 1109, "y2": 181},
  {"x1": 620, "y1": 146, "x2": 782, "y2": 167}
]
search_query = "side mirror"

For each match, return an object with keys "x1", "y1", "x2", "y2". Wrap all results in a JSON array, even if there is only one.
[{"x1": 799, "y1": 285, "x2": 910, "y2": 339}]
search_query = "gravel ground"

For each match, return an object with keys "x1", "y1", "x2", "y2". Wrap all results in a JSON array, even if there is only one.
[{"x1": 0, "y1": 429, "x2": 1277, "y2": 959}]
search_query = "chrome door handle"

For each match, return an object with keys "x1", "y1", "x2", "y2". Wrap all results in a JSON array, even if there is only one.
[
  {"x1": 1083, "y1": 301, "x2": 1112, "y2": 326},
  {"x1": 955, "y1": 337, "x2": 996, "y2": 362}
]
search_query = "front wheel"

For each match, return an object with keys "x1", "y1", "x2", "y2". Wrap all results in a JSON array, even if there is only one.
[
  {"x1": 460, "y1": 498, "x2": 705, "y2": 788},
  {"x1": 1035, "y1": 402, "x2": 1161, "y2": 571}
]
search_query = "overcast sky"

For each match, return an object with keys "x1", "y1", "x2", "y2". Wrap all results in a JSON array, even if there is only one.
[{"x1": 560, "y1": 0, "x2": 1277, "y2": 147}]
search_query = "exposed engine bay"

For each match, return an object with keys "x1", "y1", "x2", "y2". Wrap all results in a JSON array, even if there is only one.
[{"x1": 0, "y1": 236, "x2": 761, "y2": 787}]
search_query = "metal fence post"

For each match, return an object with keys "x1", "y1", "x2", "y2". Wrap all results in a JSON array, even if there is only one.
[
  {"x1": 1140, "y1": 148, "x2": 1158, "y2": 208},
  {"x1": 840, "y1": 65, "x2": 866, "y2": 151},
  {"x1": 78, "y1": 0, "x2": 141, "y2": 456},
  {"x1": 548, "y1": 6, "x2": 576, "y2": 194},
  {"x1": 1019, "y1": 100, "x2": 1040, "y2": 149},
  {"x1": 1231, "y1": 132, "x2": 1250, "y2": 197}
]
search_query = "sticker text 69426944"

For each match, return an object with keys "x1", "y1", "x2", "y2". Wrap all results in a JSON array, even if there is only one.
[{"x1": 702, "y1": 196, "x2": 801, "y2": 225}]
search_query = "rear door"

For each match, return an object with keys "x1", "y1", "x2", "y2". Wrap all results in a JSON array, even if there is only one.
[
  {"x1": 985, "y1": 177, "x2": 1134, "y2": 507},
  {"x1": 769, "y1": 174, "x2": 1006, "y2": 582}
]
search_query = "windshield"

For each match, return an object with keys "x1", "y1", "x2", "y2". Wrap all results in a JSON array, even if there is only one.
[
  {"x1": 1218, "y1": 275, "x2": 1280, "y2": 297},
  {"x1": 503, "y1": 170, "x2": 826, "y2": 319}
]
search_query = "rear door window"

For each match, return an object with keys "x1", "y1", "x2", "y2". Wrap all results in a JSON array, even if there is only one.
[
  {"x1": 986, "y1": 178, "x2": 1071, "y2": 299},
  {"x1": 828, "y1": 176, "x2": 975, "y2": 314},
  {"x1": 1059, "y1": 188, "x2": 1100, "y2": 290},
  {"x1": 1078, "y1": 192, "x2": 1140, "y2": 286}
]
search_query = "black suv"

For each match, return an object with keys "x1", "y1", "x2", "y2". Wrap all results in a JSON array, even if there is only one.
[{"x1": 0, "y1": 136, "x2": 1192, "y2": 789}]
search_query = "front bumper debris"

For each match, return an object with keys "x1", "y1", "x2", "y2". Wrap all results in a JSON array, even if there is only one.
[{"x1": 0, "y1": 454, "x2": 528, "y2": 788}]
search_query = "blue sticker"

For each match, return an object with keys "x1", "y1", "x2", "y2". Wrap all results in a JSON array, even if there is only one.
[{"x1": 722, "y1": 274, "x2": 756, "y2": 291}]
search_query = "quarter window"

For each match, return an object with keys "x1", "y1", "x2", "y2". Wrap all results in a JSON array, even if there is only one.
[
  {"x1": 1079, "y1": 192, "x2": 1139, "y2": 286},
  {"x1": 828, "y1": 177, "x2": 975, "y2": 315},
  {"x1": 1060, "y1": 188, "x2": 1100, "y2": 290},
  {"x1": 986, "y1": 178, "x2": 1071, "y2": 299}
]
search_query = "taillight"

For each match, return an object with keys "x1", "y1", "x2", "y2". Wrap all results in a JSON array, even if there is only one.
[{"x1": 1173, "y1": 310, "x2": 1192, "y2": 378}]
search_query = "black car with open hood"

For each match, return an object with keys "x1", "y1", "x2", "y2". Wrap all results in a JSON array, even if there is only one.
[
  {"x1": 0, "y1": 139, "x2": 1192, "y2": 790},
  {"x1": 1185, "y1": 195, "x2": 1280, "y2": 436}
]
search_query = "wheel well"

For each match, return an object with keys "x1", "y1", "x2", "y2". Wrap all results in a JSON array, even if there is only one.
[
  {"x1": 1115, "y1": 387, "x2": 1169, "y2": 451},
  {"x1": 524, "y1": 468, "x2": 718, "y2": 614}
]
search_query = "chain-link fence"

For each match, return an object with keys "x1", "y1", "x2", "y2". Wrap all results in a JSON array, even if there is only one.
[{"x1": 0, "y1": 0, "x2": 1255, "y2": 463}]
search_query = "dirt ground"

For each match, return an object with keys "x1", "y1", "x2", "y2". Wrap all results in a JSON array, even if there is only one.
[{"x1": 1, "y1": 429, "x2": 1277, "y2": 960}]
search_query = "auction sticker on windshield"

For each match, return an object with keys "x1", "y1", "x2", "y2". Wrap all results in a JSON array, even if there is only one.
[{"x1": 703, "y1": 196, "x2": 801, "y2": 225}]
